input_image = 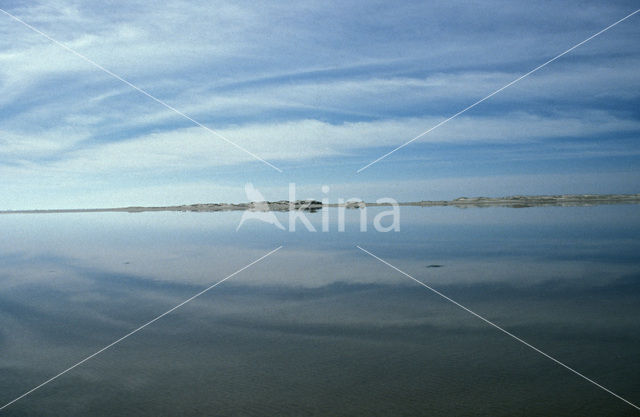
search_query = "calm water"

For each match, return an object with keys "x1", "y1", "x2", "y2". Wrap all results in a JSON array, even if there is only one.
[{"x1": 1, "y1": 206, "x2": 639, "y2": 416}]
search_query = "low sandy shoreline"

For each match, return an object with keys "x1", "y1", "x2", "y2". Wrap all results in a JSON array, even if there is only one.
[{"x1": 2, "y1": 193, "x2": 639, "y2": 214}]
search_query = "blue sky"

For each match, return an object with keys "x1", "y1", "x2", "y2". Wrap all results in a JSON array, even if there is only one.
[{"x1": 0, "y1": 0, "x2": 639, "y2": 209}]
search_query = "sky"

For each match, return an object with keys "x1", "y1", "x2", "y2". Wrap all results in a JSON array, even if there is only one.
[{"x1": 0, "y1": 0, "x2": 639, "y2": 209}]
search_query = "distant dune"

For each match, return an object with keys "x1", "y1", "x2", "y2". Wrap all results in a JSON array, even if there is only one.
[{"x1": 2, "y1": 193, "x2": 639, "y2": 214}]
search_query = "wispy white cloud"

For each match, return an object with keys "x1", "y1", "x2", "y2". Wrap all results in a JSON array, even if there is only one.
[{"x1": 2, "y1": 111, "x2": 638, "y2": 175}]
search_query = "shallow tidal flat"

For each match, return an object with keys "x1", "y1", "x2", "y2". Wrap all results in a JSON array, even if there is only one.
[{"x1": 2, "y1": 193, "x2": 640, "y2": 214}]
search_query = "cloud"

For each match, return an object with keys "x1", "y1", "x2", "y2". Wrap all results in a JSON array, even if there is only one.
[{"x1": 1, "y1": 111, "x2": 634, "y2": 172}]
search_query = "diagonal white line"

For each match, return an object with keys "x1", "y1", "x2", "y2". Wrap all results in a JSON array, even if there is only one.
[
  {"x1": 0, "y1": 246, "x2": 283, "y2": 411},
  {"x1": 356, "y1": 245, "x2": 640, "y2": 411},
  {"x1": 356, "y1": 8, "x2": 640, "y2": 173},
  {"x1": 0, "y1": 8, "x2": 283, "y2": 173}
]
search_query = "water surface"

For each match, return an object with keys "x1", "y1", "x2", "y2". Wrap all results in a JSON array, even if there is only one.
[{"x1": 1, "y1": 206, "x2": 639, "y2": 416}]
